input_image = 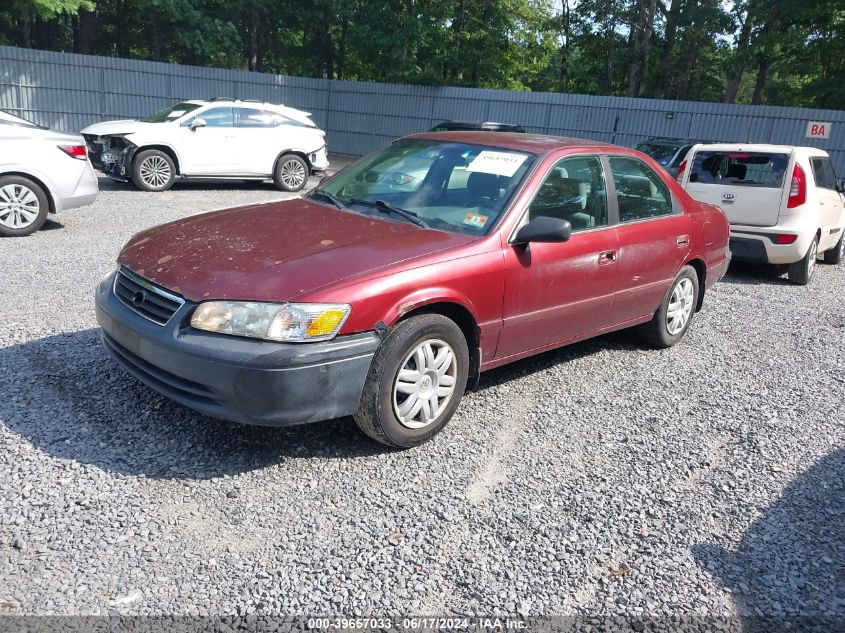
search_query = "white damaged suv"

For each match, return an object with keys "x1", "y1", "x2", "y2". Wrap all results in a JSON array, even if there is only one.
[
  {"x1": 81, "y1": 99, "x2": 328, "y2": 192},
  {"x1": 677, "y1": 144, "x2": 845, "y2": 284}
]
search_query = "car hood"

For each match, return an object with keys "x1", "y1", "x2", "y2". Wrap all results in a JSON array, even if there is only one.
[
  {"x1": 81, "y1": 119, "x2": 169, "y2": 136},
  {"x1": 117, "y1": 199, "x2": 476, "y2": 302}
]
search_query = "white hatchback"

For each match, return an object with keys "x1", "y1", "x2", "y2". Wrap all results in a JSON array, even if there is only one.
[
  {"x1": 81, "y1": 99, "x2": 329, "y2": 192},
  {"x1": 677, "y1": 144, "x2": 845, "y2": 284},
  {"x1": 0, "y1": 110, "x2": 99, "y2": 237}
]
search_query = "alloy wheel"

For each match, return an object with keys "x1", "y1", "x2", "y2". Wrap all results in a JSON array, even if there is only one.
[
  {"x1": 666, "y1": 277, "x2": 694, "y2": 335},
  {"x1": 139, "y1": 155, "x2": 172, "y2": 189},
  {"x1": 0, "y1": 184, "x2": 40, "y2": 229},
  {"x1": 280, "y1": 159, "x2": 306, "y2": 189},
  {"x1": 392, "y1": 338, "x2": 457, "y2": 429}
]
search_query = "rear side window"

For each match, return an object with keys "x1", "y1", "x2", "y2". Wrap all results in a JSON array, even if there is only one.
[
  {"x1": 235, "y1": 108, "x2": 279, "y2": 128},
  {"x1": 810, "y1": 157, "x2": 838, "y2": 190},
  {"x1": 609, "y1": 156, "x2": 673, "y2": 222},
  {"x1": 689, "y1": 151, "x2": 788, "y2": 188}
]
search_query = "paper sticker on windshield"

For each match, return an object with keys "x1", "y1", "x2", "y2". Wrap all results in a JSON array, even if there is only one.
[
  {"x1": 463, "y1": 212, "x2": 488, "y2": 228},
  {"x1": 466, "y1": 151, "x2": 527, "y2": 177},
  {"x1": 166, "y1": 110, "x2": 186, "y2": 118}
]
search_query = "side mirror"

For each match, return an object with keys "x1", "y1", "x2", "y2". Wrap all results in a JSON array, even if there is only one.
[
  {"x1": 513, "y1": 216, "x2": 572, "y2": 245},
  {"x1": 189, "y1": 118, "x2": 207, "y2": 130}
]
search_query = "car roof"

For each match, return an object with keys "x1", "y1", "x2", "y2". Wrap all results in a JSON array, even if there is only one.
[
  {"x1": 410, "y1": 131, "x2": 617, "y2": 154},
  {"x1": 638, "y1": 137, "x2": 712, "y2": 145},
  {"x1": 690, "y1": 143, "x2": 807, "y2": 153}
]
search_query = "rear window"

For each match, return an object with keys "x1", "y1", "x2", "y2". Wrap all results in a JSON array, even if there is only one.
[
  {"x1": 635, "y1": 142, "x2": 682, "y2": 166},
  {"x1": 689, "y1": 151, "x2": 789, "y2": 188}
]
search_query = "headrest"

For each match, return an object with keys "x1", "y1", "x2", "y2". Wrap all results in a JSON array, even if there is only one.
[
  {"x1": 726, "y1": 163, "x2": 747, "y2": 179},
  {"x1": 467, "y1": 172, "x2": 500, "y2": 200}
]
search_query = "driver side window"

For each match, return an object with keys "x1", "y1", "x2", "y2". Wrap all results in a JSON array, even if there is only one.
[
  {"x1": 185, "y1": 107, "x2": 233, "y2": 128},
  {"x1": 528, "y1": 155, "x2": 608, "y2": 231}
]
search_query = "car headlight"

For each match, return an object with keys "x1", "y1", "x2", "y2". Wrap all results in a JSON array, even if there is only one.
[{"x1": 190, "y1": 302, "x2": 351, "y2": 342}]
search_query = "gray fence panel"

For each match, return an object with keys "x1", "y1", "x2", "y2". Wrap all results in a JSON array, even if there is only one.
[{"x1": 3, "y1": 45, "x2": 845, "y2": 174}]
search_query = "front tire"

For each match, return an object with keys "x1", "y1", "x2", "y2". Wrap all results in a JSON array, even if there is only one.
[
  {"x1": 354, "y1": 314, "x2": 469, "y2": 448},
  {"x1": 822, "y1": 232, "x2": 844, "y2": 265},
  {"x1": 0, "y1": 175, "x2": 49, "y2": 237},
  {"x1": 132, "y1": 149, "x2": 176, "y2": 192},
  {"x1": 640, "y1": 265, "x2": 700, "y2": 349},
  {"x1": 787, "y1": 236, "x2": 818, "y2": 285},
  {"x1": 273, "y1": 154, "x2": 309, "y2": 192}
]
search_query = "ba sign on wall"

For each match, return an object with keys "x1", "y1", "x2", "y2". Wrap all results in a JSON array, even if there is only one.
[{"x1": 806, "y1": 121, "x2": 832, "y2": 139}]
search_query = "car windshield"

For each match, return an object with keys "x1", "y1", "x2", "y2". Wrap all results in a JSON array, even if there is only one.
[
  {"x1": 312, "y1": 139, "x2": 535, "y2": 235},
  {"x1": 142, "y1": 103, "x2": 202, "y2": 123},
  {"x1": 635, "y1": 142, "x2": 681, "y2": 166}
]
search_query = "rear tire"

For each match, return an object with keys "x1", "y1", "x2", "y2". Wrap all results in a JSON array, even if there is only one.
[
  {"x1": 787, "y1": 236, "x2": 818, "y2": 285},
  {"x1": 273, "y1": 154, "x2": 309, "y2": 192},
  {"x1": 0, "y1": 175, "x2": 49, "y2": 237},
  {"x1": 639, "y1": 265, "x2": 700, "y2": 349},
  {"x1": 132, "y1": 149, "x2": 176, "y2": 192},
  {"x1": 354, "y1": 314, "x2": 469, "y2": 448},
  {"x1": 822, "y1": 232, "x2": 844, "y2": 265}
]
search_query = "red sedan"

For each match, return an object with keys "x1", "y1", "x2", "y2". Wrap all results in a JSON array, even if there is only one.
[{"x1": 95, "y1": 133, "x2": 730, "y2": 447}]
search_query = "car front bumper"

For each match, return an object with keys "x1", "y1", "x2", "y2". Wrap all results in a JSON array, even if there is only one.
[{"x1": 94, "y1": 271, "x2": 380, "y2": 427}]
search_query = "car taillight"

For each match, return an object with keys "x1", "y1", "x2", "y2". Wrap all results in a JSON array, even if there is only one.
[
  {"x1": 59, "y1": 144, "x2": 88, "y2": 160},
  {"x1": 786, "y1": 164, "x2": 806, "y2": 208},
  {"x1": 676, "y1": 160, "x2": 687, "y2": 184},
  {"x1": 774, "y1": 234, "x2": 798, "y2": 244}
]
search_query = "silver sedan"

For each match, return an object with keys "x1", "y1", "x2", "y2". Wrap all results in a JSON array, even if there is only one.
[{"x1": 0, "y1": 111, "x2": 98, "y2": 237}]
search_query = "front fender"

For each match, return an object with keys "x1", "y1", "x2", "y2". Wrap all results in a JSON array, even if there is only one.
[{"x1": 382, "y1": 287, "x2": 481, "y2": 327}]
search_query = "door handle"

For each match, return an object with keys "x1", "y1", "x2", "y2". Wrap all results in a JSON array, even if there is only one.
[
  {"x1": 676, "y1": 235, "x2": 690, "y2": 247},
  {"x1": 598, "y1": 250, "x2": 617, "y2": 265}
]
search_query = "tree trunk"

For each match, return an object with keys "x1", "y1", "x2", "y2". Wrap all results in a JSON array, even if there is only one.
[
  {"x1": 116, "y1": 0, "x2": 129, "y2": 57},
  {"x1": 337, "y1": 13, "x2": 348, "y2": 80},
  {"x1": 723, "y1": 8, "x2": 754, "y2": 103},
  {"x1": 559, "y1": 0, "x2": 571, "y2": 92},
  {"x1": 246, "y1": 5, "x2": 259, "y2": 71},
  {"x1": 654, "y1": 0, "x2": 681, "y2": 99},
  {"x1": 751, "y1": 57, "x2": 771, "y2": 104},
  {"x1": 636, "y1": 0, "x2": 657, "y2": 96},
  {"x1": 605, "y1": 0, "x2": 615, "y2": 93},
  {"x1": 74, "y1": 9, "x2": 97, "y2": 54},
  {"x1": 450, "y1": 0, "x2": 467, "y2": 81},
  {"x1": 626, "y1": 0, "x2": 646, "y2": 96}
]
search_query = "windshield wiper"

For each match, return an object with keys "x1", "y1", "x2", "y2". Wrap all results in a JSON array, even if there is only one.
[
  {"x1": 310, "y1": 189, "x2": 346, "y2": 209},
  {"x1": 348, "y1": 198, "x2": 428, "y2": 228}
]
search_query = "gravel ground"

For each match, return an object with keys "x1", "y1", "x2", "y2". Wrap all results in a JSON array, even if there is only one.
[{"x1": 0, "y1": 171, "x2": 843, "y2": 627}]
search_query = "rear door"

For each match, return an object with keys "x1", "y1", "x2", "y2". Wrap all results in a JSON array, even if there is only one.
[
  {"x1": 684, "y1": 148, "x2": 790, "y2": 227},
  {"x1": 608, "y1": 155, "x2": 692, "y2": 323},
  {"x1": 809, "y1": 155, "x2": 845, "y2": 251}
]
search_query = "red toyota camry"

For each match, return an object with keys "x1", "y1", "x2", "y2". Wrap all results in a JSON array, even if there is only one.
[{"x1": 95, "y1": 132, "x2": 730, "y2": 447}]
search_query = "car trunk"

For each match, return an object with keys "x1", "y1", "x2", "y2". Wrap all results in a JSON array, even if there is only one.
[{"x1": 683, "y1": 149, "x2": 791, "y2": 227}]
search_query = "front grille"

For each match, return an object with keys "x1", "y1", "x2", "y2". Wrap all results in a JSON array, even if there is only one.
[{"x1": 114, "y1": 268, "x2": 184, "y2": 325}]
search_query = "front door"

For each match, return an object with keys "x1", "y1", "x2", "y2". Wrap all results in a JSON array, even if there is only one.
[
  {"x1": 809, "y1": 156, "x2": 845, "y2": 252},
  {"x1": 497, "y1": 155, "x2": 620, "y2": 360},
  {"x1": 178, "y1": 107, "x2": 238, "y2": 175},
  {"x1": 607, "y1": 155, "x2": 693, "y2": 322}
]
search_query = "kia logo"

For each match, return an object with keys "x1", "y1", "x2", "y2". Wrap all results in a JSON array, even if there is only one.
[
  {"x1": 722, "y1": 193, "x2": 736, "y2": 200},
  {"x1": 132, "y1": 290, "x2": 146, "y2": 307}
]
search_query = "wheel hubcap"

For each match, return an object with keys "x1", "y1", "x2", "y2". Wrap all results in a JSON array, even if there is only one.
[
  {"x1": 280, "y1": 159, "x2": 306, "y2": 188},
  {"x1": 0, "y1": 184, "x2": 40, "y2": 229},
  {"x1": 666, "y1": 277, "x2": 694, "y2": 335},
  {"x1": 140, "y1": 156, "x2": 171, "y2": 188},
  {"x1": 393, "y1": 338, "x2": 457, "y2": 429}
]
